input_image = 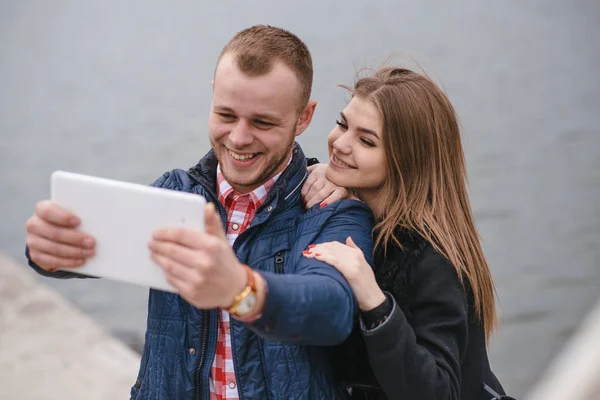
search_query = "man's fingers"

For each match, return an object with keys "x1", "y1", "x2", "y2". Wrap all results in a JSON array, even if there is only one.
[
  {"x1": 148, "y1": 240, "x2": 207, "y2": 271},
  {"x1": 27, "y1": 218, "x2": 95, "y2": 248},
  {"x1": 28, "y1": 236, "x2": 95, "y2": 259},
  {"x1": 29, "y1": 251, "x2": 85, "y2": 271},
  {"x1": 153, "y1": 227, "x2": 204, "y2": 249},
  {"x1": 204, "y1": 203, "x2": 227, "y2": 241},
  {"x1": 151, "y1": 253, "x2": 200, "y2": 288},
  {"x1": 35, "y1": 200, "x2": 80, "y2": 227}
]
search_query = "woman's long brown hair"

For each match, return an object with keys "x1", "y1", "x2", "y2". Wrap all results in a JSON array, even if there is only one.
[{"x1": 346, "y1": 67, "x2": 497, "y2": 340}]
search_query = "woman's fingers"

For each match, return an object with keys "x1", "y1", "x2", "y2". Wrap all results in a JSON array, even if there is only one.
[
  {"x1": 346, "y1": 236, "x2": 358, "y2": 248},
  {"x1": 322, "y1": 187, "x2": 349, "y2": 207},
  {"x1": 301, "y1": 168, "x2": 318, "y2": 198},
  {"x1": 305, "y1": 185, "x2": 336, "y2": 208}
]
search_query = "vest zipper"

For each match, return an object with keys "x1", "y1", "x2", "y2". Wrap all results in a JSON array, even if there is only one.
[
  {"x1": 275, "y1": 252, "x2": 284, "y2": 273},
  {"x1": 195, "y1": 194, "x2": 228, "y2": 400},
  {"x1": 195, "y1": 310, "x2": 210, "y2": 400}
]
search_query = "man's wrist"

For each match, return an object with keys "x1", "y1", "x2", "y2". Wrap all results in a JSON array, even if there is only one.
[
  {"x1": 223, "y1": 263, "x2": 248, "y2": 309},
  {"x1": 231, "y1": 271, "x2": 267, "y2": 322}
]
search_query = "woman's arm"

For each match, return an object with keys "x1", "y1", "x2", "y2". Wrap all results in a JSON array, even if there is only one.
[
  {"x1": 360, "y1": 251, "x2": 468, "y2": 400},
  {"x1": 304, "y1": 243, "x2": 468, "y2": 400}
]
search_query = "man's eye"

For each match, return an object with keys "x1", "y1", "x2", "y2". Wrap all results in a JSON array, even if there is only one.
[
  {"x1": 255, "y1": 120, "x2": 274, "y2": 127},
  {"x1": 219, "y1": 113, "x2": 235, "y2": 119},
  {"x1": 336, "y1": 120, "x2": 348, "y2": 130}
]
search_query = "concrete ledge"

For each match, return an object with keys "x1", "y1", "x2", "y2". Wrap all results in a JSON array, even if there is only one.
[
  {"x1": 0, "y1": 254, "x2": 141, "y2": 400},
  {"x1": 525, "y1": 295, "x2": 600, "y2": 400}
]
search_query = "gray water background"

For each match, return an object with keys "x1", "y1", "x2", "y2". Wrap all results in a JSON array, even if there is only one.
[{"x1": 1, "y1": 1, "x2": 599, "y2": 397}]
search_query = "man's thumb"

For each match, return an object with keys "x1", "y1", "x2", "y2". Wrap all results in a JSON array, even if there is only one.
[
  {"x1": 205, "y1": 203, "x2": 226, "y2": 240},
  {"x1": 346, "y1": 236, "x2": 359, "y2": 249}
]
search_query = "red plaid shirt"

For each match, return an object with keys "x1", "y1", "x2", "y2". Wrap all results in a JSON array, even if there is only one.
[{"x1": 209, "y1": 163, "x2": 287, "y2": 399}]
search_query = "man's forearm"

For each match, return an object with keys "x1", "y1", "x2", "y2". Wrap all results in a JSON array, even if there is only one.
[{"x1": 247, "y1": 271, "x2": 356, "y2": 346}]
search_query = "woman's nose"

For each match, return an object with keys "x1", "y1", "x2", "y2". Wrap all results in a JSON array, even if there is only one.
[{"x1": 333, "y1": 135, "x2": 352, "y2": 154}]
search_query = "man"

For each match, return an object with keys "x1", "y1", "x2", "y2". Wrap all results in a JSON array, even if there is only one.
[{"x1": 24, "y1": 25, "x2": 374, "y2": 399}]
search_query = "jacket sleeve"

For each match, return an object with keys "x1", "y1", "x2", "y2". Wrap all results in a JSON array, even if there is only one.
[
  {"x1": 361, "y1": 250, "x2": 469, "y2": 400},
  {"x1": 25, "y1": 172, "x2": 172, "y2": 279},
  {"x1": 248, "y1": 200, "x2": 374, "y2": 346}
]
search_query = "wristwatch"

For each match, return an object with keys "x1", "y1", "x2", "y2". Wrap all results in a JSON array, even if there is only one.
[{"x1": 228, "y1": 265, "x2": 258, "y2": 318}]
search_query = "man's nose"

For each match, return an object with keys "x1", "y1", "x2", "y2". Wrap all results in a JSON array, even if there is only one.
[{"x1": 229, "y1": 119, "x2": 254, "y2": 147}]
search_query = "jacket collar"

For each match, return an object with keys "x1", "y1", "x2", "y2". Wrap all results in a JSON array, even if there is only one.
[{"x1": 187, "y1": 142, "x2": 308, "y2": 216}]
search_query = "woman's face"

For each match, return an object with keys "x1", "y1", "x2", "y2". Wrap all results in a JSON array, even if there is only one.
[{"x1": 326, "y1": 96, "x2": 387, "y2": 196}]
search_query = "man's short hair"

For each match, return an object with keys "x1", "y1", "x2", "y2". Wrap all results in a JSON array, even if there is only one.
[{"x1": 217, "y1": 25, "x2": 313, "y2": 111}]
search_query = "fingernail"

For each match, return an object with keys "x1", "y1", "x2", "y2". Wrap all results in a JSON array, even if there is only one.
[
  {"x1": 308, "y1": 244, "x2": 316, "y2": 248},
  {"x1": 48, "y1": 268, "x2": 57, "y2": 272},
  {"x1": 320, "y1": 202, "x2": 328, "y2": 208},
  {"x1": 83, "y1": 238, "x2": 93, "y2": 247},
  {"x1": 302, "y1": 250, "x2": 311, "y2": 255},
  {"x1": 315, "y1": 253, "x2": 321, "y2": 256},
  {"x1": 83, "y1": 249, "x2": 94, "y2": 257},
  {"x1": 69, "y1": 217, "x2": 79, "y2": 225}
]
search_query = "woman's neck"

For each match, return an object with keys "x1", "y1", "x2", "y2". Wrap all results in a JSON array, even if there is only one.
[{"x1": 355, "y1": 188, "x2": 385, "y2": 219}]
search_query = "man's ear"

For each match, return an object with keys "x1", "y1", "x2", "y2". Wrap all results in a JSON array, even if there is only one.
[
  {"x1": 211, "y1": 80, "x2": 215, "y2": 89},
  {"x1": 295, "y1": 100, "x2": 318, "y2": 136}
]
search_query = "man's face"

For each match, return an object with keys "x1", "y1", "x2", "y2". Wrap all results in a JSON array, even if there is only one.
[{"x1": 209, "y1": 53, "x2": 310, "y2": 194}]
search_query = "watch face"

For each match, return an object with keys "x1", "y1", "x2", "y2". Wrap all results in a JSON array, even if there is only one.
[{"x1": 237, "y1": 293, "x2": 257, "y2": 315}]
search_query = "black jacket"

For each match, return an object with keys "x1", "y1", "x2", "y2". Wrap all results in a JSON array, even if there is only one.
[{"x1": 331, "y1": 230, "x2": 512, "y2": 400}]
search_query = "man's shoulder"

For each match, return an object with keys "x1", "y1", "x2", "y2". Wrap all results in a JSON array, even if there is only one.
[
  {"x1": 289, "y1": 199, "x2": 374, "y2": 237},
  {"x1": 151, "y1": 168, "x2": 205, "y2": 193},
  {"x1": 302, "y1": 199, "x2": 374, "y2": 221}
]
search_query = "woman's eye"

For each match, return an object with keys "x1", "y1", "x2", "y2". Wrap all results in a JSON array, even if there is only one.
[
  {"x1": 336, "y1": 120, "x2": 348, "y2": 130},
  {"x1": 360, "y1": 138, "x2": 376, "y2": 147}
]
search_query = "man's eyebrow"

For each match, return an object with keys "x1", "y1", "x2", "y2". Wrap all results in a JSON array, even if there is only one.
[
  {"x1": 254, "y1": 113, "x2": 282, "y2": 123},
  {"x1": 340, "y1": 111, "x2": 380, "y2": 139},
  {"x1": 213, "y1": 106, "x2": 282, "y2": 123},
  {"x1": 213, "y1": 106, "x2": 234, "y2": 113}
]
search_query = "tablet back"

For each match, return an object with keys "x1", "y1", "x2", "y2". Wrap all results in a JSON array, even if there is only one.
[{"x1": 51, "y1": 170, "x2": 206, "y2": 293}]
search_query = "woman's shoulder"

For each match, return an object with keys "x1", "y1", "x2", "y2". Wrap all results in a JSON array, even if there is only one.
[{"x1": 378, "y1": 229, "x2": 464, "y2": 296}]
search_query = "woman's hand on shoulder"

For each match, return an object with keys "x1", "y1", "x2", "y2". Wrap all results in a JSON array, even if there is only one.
[
  {"x1": 303, "y1": 236, "x2": 386, "y2": 311},
  {"x1": 301, "y1": 163, "x2": 350, "y2": 209}
]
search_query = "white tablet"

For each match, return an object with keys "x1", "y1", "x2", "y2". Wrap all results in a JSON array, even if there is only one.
[{"x1": 51, "y1": 170, "x2": 206, "y2": 293}]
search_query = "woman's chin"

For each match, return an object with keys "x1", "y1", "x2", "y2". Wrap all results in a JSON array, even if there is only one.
[{"x1": 325, "y1": 165, "x2": 351, "y2": 187}]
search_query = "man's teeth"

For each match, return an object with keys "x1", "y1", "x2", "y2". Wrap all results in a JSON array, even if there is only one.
[{"x1": 229, "y1": 150, "x2": 256, "y2": 161}]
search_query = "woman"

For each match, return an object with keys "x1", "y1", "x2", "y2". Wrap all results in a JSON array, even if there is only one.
[{"x1": 301, "y1": 67, "x2": 513, "y2": 399}]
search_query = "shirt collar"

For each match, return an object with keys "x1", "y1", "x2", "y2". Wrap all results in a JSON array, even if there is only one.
[{"x1": 216, "y1": 154, "x2": 292, "y2": 206}]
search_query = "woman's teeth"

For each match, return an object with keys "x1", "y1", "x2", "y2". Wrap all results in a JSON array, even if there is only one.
[{"x1": 334, "y1": 154, "x2": 353, "y2": 168}]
